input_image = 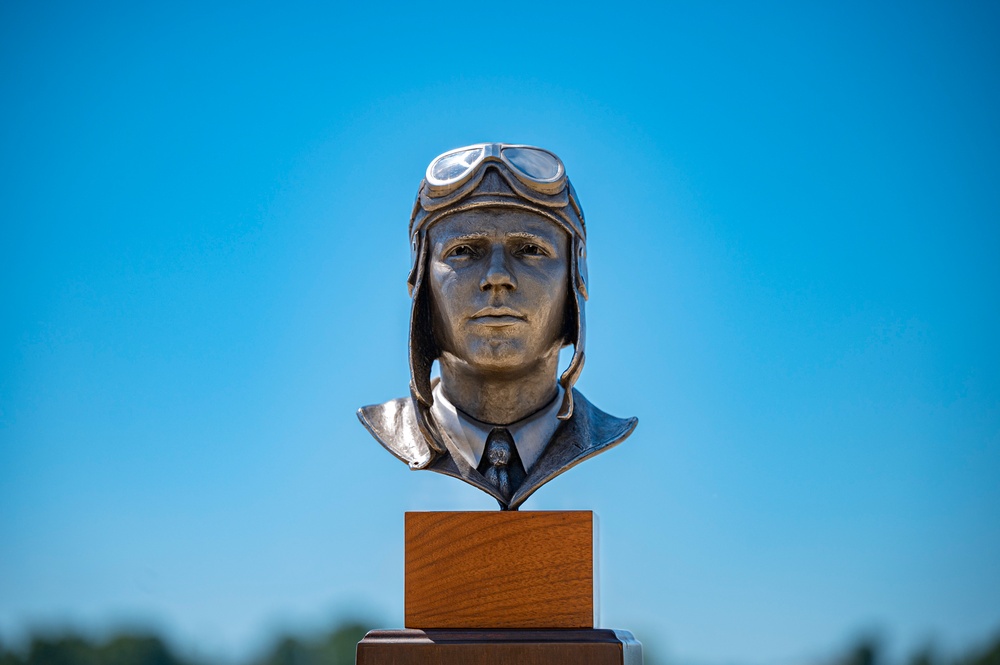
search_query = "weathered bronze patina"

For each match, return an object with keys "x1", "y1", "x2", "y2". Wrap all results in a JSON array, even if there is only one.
[{"x1": 358, "y1": 143, "x2": 637, "y2": 510}]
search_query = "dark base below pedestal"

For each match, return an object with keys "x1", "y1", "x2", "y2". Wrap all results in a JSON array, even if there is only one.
[{"x1": 357, "y1": 628, "x2": 642, "y2": 665}]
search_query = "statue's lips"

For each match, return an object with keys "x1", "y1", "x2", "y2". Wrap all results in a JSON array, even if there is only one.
[{"x1": 469, "y1": 307, "x2": 526, "y2": 326}]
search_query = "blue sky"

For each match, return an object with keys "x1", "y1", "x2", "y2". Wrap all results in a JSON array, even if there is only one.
[{"x1": 1, "y1": 1, "x2": 998, "y2": 663}]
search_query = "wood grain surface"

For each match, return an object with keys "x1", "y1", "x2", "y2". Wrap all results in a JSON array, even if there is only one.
[
  {"x1": 356, "y1": 629, "x2": 642, "y2": 665},
  {"x1": 404, "y1": 511, "x2": 596, "y2": 629}
]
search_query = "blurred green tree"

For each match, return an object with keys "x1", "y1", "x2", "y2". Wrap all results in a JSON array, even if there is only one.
[
  {"x1": 1, "y1": 633, "x2": 193, "y2": 665},
  {"x1": 251, "y1": 623, "x2": 369, "y2": 665},
  {"x1": 0, "y1": 621, "x2": 996, "y2": 665},
  {"x1": 96, "y1": 635, "x2": 188, "y2": 665},
  {"x1": 958, "y1": 632, "x2": 1000, "y2": 665},
  {"x1": 24, "y1": 635, "x2": 98, "y2": 665},
  {"x1": 836, "y1": 637, "x2": 880, "y2": 665}
]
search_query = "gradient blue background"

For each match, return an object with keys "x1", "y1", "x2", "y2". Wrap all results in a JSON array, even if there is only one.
[{"x1": 2, "y1": 2, "x2": 998, "y2": 663}]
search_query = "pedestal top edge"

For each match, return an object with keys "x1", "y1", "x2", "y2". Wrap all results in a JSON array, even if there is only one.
[
  {"x1": 404, "y1": 510, "x2": 595, "y2": 515},
  {"x1": 361, "y1": 628, "x2": 623, "y2": 644}
]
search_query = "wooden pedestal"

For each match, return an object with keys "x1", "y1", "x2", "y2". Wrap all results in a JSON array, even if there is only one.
[
  {"x1": 406, "y1": 510, "x2": 596, "y2": 629},
  {"x1": 358, "y1": 511, "x2": 643, "y2": 664}
]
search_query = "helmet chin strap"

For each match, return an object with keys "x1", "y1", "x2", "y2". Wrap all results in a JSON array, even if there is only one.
[{"x1": 557, "y1": 350, "x2": 583, "y2": 420}]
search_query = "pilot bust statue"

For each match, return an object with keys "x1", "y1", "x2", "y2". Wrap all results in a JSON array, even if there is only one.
[{"x1": 358, "y1": 143, "x2": 637, "y2": 510}]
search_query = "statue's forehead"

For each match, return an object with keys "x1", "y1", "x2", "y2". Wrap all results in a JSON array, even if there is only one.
[{"x1": 427, "y1": 208, "x2": 569, "y2": 244}]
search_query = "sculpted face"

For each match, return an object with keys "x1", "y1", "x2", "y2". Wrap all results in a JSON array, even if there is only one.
[{"x1": 427, "y1": 208, "x2": 570, "y2": 375}]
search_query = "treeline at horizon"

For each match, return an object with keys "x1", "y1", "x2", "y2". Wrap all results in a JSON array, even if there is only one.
[{"x1": 0, "y1": 621, "x2": 997, "y2": 665}]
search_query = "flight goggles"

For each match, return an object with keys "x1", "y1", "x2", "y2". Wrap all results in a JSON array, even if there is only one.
[
  {"x1": 414, "y1": 143, "x2": 585, "y2": 241},
  {"x1": 424, "y1": 143, "x2": 567, "y2": 197}
]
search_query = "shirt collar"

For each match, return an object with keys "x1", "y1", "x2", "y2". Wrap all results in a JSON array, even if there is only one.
[{"x1": 429, "y1": 382, "x2": 564, "y2": 472}]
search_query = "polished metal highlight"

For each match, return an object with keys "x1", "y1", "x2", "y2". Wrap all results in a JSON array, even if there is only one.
[{"x1": 358, "y1": 143, "x2": 637, "y2": 510}]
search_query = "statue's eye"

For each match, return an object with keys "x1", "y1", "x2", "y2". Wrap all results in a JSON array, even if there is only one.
[
  {"x1": 518, "y1": 244, "x2": 545, "y2": 257},
  {"x1": 449, "y1": 244, "x2": 476, "y2": 258}
]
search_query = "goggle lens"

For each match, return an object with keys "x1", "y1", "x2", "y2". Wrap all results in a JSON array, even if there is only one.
[
  {"x1": 502, "y1": 147, "x2": 561, "y2": 181},
  {"x1": 431, "y1": 147, "x2": 484, "y2": 183}
]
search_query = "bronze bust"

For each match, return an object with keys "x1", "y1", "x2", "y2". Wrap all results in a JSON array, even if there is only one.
[{"x1": 358, "y1": 143, "x2": 637, "y2": 510}]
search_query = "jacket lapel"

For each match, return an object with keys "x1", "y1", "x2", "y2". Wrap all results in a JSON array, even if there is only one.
[
  {"x1": 361, "y1": 388, "x2": 637, "y2": 511},
  {"x1": 507, "y1": 395, "x2": 590, "y2": 509}
]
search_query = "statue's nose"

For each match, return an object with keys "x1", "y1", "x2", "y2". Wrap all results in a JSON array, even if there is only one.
[{"x1": 480, "y1": 245, "x2": 516, "y2": 291}]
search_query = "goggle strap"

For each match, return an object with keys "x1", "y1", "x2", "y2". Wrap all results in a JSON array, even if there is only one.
[{"x1": 568, "y1": 182, "x2": 586, "y2": 230}]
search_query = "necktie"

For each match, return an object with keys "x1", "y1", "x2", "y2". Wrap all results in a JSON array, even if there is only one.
[{"x1": 478, "y1": 427, "x2": 527, "y2": 504}]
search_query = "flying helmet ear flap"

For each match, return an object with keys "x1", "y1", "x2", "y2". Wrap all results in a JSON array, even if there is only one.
[
  {"x1": 557, "y1": 235, "x2": 588, "y2": 420},
  {"x1": 408, "y1": 232, "x2": 437, "y2": 407},
  {"x1": 408, "y1": 299, "x2": 436, "y2": 407}
]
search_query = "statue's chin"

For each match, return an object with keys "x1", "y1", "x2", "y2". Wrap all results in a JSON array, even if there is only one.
[
  {"x1": 462, "y1": 337, "x2": 531, "y2": 373},
  {"x1": 445, "y1": 335, "x2": 562, "y2": 378}
]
